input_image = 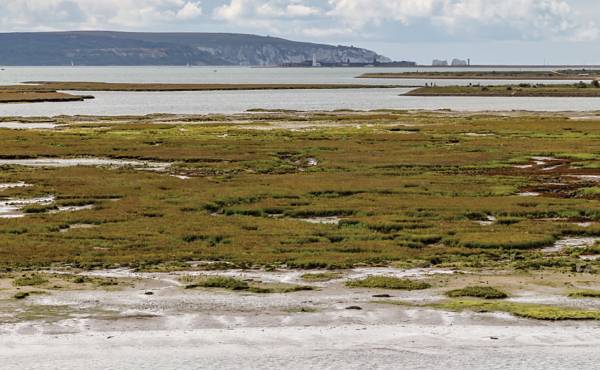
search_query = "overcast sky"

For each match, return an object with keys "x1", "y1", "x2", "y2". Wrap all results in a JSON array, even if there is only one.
[{"x1": 1, "y1": 0, "x2": 599, "y2": 64}]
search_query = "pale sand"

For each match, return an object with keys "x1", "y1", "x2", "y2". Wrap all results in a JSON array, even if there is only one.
[
  {"x1": 2, "y1": 320, "x2": 600, "y2": 370},
  {"x1": 3, "y1": 268, "x2": 600, "y2": 369}
]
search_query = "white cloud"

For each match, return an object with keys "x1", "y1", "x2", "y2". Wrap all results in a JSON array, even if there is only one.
[
  {"x1": 214, "y1": 0, "x2": 319, "y2": 20},
  {"x1": 213, "y1": 0, "x2": 321, "y2": 34},
  {"x1": 286, "y1": 4, "x2": 319, "y2": 17},
  {"x1": 327, "y1": 0, "x2": 435, "y2": 26},
  {"x1": 214, "y1": 0, "x2": 245, "y2": 20},
  {"x1": 0, "y1": 0, "x2": 596, "y2": 44},
  {"x1": 177, "y1": 2, "x2": 203, "y2": 20},
  {"x1": 0, "y1": 0, "x2": 204, "y2": 30},
  {"x1": 326, "y1": 0, "x2": 597, "y2": 41},
  {"x1": 209, "y1": 0, "x2": 597, "y2": 42}
]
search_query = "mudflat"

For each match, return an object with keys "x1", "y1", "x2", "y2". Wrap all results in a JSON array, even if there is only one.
[
  {"x1": 406, "y1": 84, "x2": 600, "y2": 97},
  {"x1": 359, "y1": 70, "x2": 600, "y2": 80},
  {"x1": 0, "y1": 91, "x2": 91, "y2": 103},
  {"x1": 25, "y1": 81, "x2": 403, "y2": 91}
]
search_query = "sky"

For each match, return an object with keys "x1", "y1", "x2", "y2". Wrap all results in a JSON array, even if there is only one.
[{"x1": 1, "y1": 0, "x2": 599, "y2": 64}]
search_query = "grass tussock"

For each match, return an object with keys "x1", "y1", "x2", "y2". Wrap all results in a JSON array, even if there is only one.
[
  {"x1": 13, "y1": 274, "x2": 48, "y2": 287},
  {"x1": 568, "y1": 290, "x2": 600, "y2": 298},
  {"x1": 13, "y1": 292, "x2": 30, "y2": 299},
  {"x1": 301, "y1": 272, "x2": 343, "y2": 282},
  {"x1": 446, "y1": 286, "x2": 509, "y2": 299},
  {"x1": 185, "y1": 276, "x2": 249, "y2": 290},
  {"x1": 346, "y1": 276, "x2": 431, "y2": 290},
  {"x1": 183, "y1": 275, "x2": 314, "y2": 293},
  {"x1": 577, "y1": 187, "x2": 600, "y2": 198},
  {"x1": 430, "y1": 299, "x2": 600, "y2": 321}
]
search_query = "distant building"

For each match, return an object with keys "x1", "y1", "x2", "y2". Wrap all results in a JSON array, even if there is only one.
[
  {"x1": 451, "y1": 58, "x2": 468, "y2": 66},
  {"x1": 280, "y1": 58, "x2": 416, "y2": 68},
  {"x1": 312, "y1": 54, "x2": 321, "y2": 67},
  {"x1": 432, "y1": 59, "x2": 449, "y2": 66}
]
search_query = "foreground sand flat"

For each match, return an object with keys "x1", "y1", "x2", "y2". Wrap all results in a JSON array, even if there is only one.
[
  {"x1": 2, "y1": 268, "x2": 600, "y2": 370},
  {"x1": 4, "y1": 323, "x2": 600, "y2": 370}
]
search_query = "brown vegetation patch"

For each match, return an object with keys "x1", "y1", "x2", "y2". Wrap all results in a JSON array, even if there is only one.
[{"x1": 25, "y1": 82, "x2": 402, "y2": 92}]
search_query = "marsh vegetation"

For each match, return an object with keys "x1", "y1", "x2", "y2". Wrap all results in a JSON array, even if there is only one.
[
  {"x1": 446, "y1": 286, "x2": 509, "y2": 299},
  {"x1": 406, "y1": 83, "x2": 600, "y2": 97},
  {"x1": 26, "y1": 81, "x2": 402, "y2": 91},
  {"x1": 0, "y1": 85, "x2": 91, "y2": 103},
  {"x1": 181, "y1": 275, "x2": 314, "y2": 293},
  {"x1": 346, "y1": 276, "x2": 431, "y2": 290},
  {"x1": 359, "y1": 70, "x2": 600, "y2": 80},
  {"x1": 0, "y1": 110, "x2": 600, "y2": 276}
]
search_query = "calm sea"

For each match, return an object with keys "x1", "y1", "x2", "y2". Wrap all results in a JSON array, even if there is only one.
[{"x1": 0, "y1": 66, "x2": 597, "y2": 116}]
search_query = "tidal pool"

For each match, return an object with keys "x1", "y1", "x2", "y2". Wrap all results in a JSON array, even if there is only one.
[{"x1": 0, "y1": 158, "x2": 171, "y2": 171}]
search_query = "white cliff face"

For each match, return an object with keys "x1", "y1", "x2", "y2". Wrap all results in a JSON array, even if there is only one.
[{"x1": 198, "y1": 44, "x2": 390, "y2": 66}]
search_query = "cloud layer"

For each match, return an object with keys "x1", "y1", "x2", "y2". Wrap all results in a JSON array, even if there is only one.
[
  {"x1": 0, "y1": 0, "x2": 596, "y2": 43},
  {"x1": 0, "y1": 0, "x2": 204, "y2": 30}
]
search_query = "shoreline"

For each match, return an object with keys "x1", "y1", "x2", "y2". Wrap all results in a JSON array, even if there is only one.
[
  {"x1": 23, "y1": 81, "x2": 405, "y2": 92},
  {"x1": 405, "y1": 85, "x2": 600, "y2": 97},
  {"x1": 1, "y1": 109, "x2": 600, "y2": 119},
  {"x1": 0, "y1": 92, "x2": 93, "y2": 104},
  {"x1": 359, "y1": 71, "x2": 600, "y2": 80}
]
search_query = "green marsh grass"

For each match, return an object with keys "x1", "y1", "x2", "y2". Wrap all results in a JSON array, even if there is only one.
[
  {"x1": 430, "y1": 299, "x2": 600, "y2": 320},
  {"x1": 446, "y1": 286, "x2": 509, "y2": 299},
  {"x1": 301, "y1": 272, "x2": 344, "y2": 282},
  {"x1": 346, "y1": 276, "x2": 431, "y2": 290},
  {"x1": 376, "y1": 299, "x2": 600, "y2": 320},
  {"x1": 1, "y1": 111, "x2": 600, "y2": 271},
  {"x1": 13, "y1": 274, "x2": 48, "y2": 287},
  {"x1": 568, "y1": 290, "x2": 600, "y2": 298},
  {"x1": 182, "y1": 275, "x2": 314, "y2": 293}
]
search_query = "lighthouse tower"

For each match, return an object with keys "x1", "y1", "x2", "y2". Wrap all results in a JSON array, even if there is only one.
[{"x1": 312, "y1": 54, "x2": 321, "y2": 67}]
